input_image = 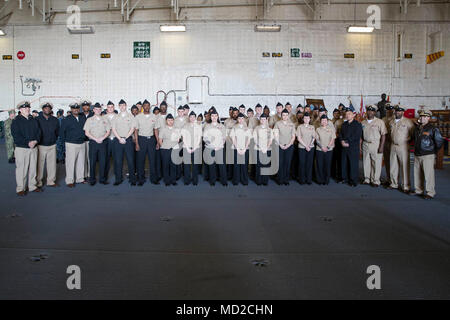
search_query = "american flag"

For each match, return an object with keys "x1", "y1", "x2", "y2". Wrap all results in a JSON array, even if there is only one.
[{"x1": 359, "y1": 94, "x2": 365, "y2": 115}]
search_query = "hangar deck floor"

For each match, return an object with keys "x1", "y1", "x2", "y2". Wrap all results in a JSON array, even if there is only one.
[{"x1": 0, "y1": 143, "x2": 449, "y2": 299}]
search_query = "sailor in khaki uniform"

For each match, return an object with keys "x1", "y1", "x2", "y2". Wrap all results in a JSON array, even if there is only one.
[
  {"x1": 296, "y1": 112, "x2": 315, "y2": 185},
  {"x1": 382, "y1": 103, "x2": 395, "y2": 185},
  {"x1": 174, "y1": 105, "x2": 188, "y2": 129},
  {"x1": 134, "y1": 99, "x2": 160, "y2": 185},
  {"x1": 273, "y1": 109, "x2": 296, "y2": 185},
  {"x1": 103, "y1": 101, "x2": 117, "y2": 182},
  {"x1": 203, "y1": 110, "x2": 227, "y2": 186},
  {"x1": 224, "y1": 107, "x2": 238, "y2": 180},
  {"x1": 315, "y1": 115, "x2": 336, "y2": 185},
  {"x1": 238, "y1": 105, "x2": 247, "y2": 122},
  {"x1": 361, "y1": 105, "x2": 387, "y2": 186},
  {"x1": 248, "y1": 104, "x2": 262, "y2": 129},
  {"x1": 313, "y1": 106, "x2": 335, "y2": 131},
  {"x1": 247, "y1": 106, "x2": 260, "y2": 179},
  {"x1": 83, "y1": 103, "x2": 111, "y2": 185},
  {"x1": 158, "y1": 114, "x2": 181, "y2": 186},
  {"x1": 155, "y1": 101, "x2": 168, "y2": 180},
  {"x1": 331, "y1": 108, "x2": 344, "y2": 181},
  {"x1": 253, "y1": 113, "x2": 273, "y2": 185},
  {"x1": 11, "y1": 102, "x2": 42, "y2": 195},
  {"x1": 230, "y1": 113, "x2": 252, "y2": 185},
  {"x1": 269, "y1": 102, "x2": 283, "y2": 128},
  {"x1": 387, "y1": 105, "x2": 414, "y2": 193},
  {"x1": 111, "y1": 99, "x2": 137, "y2": 186},
  {"x1": 183, "y1": 104, "x2": 190, "y2": 117},
  {"x1": 285, "y1": 102, "x2": 297, "y2": 124},
  {"x1": 181, "y1": 111, "x2": 202, "y2": 185},
  {"x1": 174, "y1": 106, "x2": 188, "y2": 180},
  {"x1": 81, "y1": 101, "x2": 93, "y2": 180}
]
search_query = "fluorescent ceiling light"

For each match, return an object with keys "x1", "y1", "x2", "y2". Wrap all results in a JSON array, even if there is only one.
[
  {"x1": 255, "y1": 25, "x2": 281, "y2": 32},
  {"x1": 160, "y1": 25, "x2": 186, "y2": 32},
  {"x1": 0, "y1": 29, "x2": 6, "y2": 36},
  {"x1": 347, "y1": 26, "x2": 374, "y2": 33},
  {"x1": 68, "y1": 26, "x2": 95, "y2": 34}
]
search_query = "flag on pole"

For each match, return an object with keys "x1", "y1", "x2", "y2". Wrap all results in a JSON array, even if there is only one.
[{"x1": 359, "y1": 94, "x2": 365, "y2": 115}]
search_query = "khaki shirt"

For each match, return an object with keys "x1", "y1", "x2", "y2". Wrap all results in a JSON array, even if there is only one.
[
  {"x1": 157, "y1": 113, "x2": 168, "y2": 130},
  {"x1": 269, "y1": 114, "x2": 282, "y2": 128},
  {"x1": 314, "y1": 118, "x2": 335, "y2": 131},
  {"x1": 104, "y1": 113, "x2": 117, "y2": 140},
  {"x1": 274, "y1": 120, "x2": 295, "y2": 146},
  {"x1": 361, "y1": 118, "x2": 387, "y2": 144},
  {"x1": 252, "y1": 125, "x2": 273, "y2": 152},
  {"x1": 383, "y1": 115, "x2": 394, "y2": 143},
  {"x1": 174, "y1": 115, "x2": 188, "y2": 129},
  {"x1": 289, "y1": 114, "x2": 298, "y2": 125},
  {"x1": 135, "y1": 113, "x2": 159, "y2": 137},
  {"x1": 332, "y1": 118, "x2": 344, "y2": 137},
  {"x1": 159, "y1": 126, "x2": 180, "y2": 149},
  {"x1": 315, "y1": 126, "x2": 336, "y2": 151},
  {"x1": 230, "y1": 123, "x2": 252, "y2": 150},
  {"x1": 203, "y1": 122, "x2": 226, "y2": 149},
  {"x1": 181, "y1": 122, "x2": 203, "y2": 150},
  {"x1": 224, "y1": 118, "x2": 237, "y2": 135},
  {"x1": 113, "y1": 112, "x2": 136, "y2": 137},
  {"x1": 390, "y1": 117, "x2": 414, "y2": 146},
  {"x1": 248, "y1": 116, "x2": 260, "y2": 129},
  {"x1": 296, "y1": 124, "x2": 316, "y2": 149},
  {"x1": 84, "y1": 115, "x2": 111, "y2": 139}
]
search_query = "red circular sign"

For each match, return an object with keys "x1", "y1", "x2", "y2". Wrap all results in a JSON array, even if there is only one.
[{"x1": 17, "y1": 51, "x2": 25, "y2": 60}]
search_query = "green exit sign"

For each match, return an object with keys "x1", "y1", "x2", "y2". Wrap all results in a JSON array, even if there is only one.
[
  {"x1": 291, "y1": 48, "x2": 300, "y2": 58},
  {"x1": 134, "y1": 41, "x2": 151, "y2": 58}
]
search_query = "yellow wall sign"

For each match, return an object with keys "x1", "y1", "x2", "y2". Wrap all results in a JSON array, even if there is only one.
[
  {"x1": 344, "y1": 53, "x2": 355, "y2": 58},
  {"x1": 72, "y1": 54, "x2": 80, "y2": 59},
  {"x1": 101, "y1": 53, "x2": 111, "y2": 59},
  {"x1": 426, "y1": 51, "x2": 444, "y2": 64},
  {"x1": 2, "y1": 55, "x2": 13, "y2": 60}
]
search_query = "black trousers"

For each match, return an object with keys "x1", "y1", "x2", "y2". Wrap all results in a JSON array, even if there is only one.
[
  {"x1": 341, "y1": 146, "x2": 359, "y2": 185},
  {"x1": 233, "y1": 149, "x2": 249, "y2": 185},
  {"x1": 278, "y1": 145, "x2": 294, "y2": 184},
  {"x1": 331, "y1": 142, "x2": 342, "y2": 180},
  {"x1": 298, "y1": 148, "x2": 314, "y2": 184},
  {"x1": 89, "y1": 140, "x2": 107, "y2": 184},
  {"x1": 291, "y1": 143, "x2": 299, "y2": 179},
  {"x1": 183, "y1": 148, "x2": 200, "y2": 185},
  {"x1": 176, "y1": 148, "x2": 183, "y2": 180},
  {"x1": 161, "y1": 148, "x2": 176, "y2": 185},
  {"x1": 113, "y1": 137, "x2": 136, "y2": 183},
  {"x1": 104, "y1": 138, "x2": 114, "y2": 181},
  {"x1": 136, "y1": 135, "x2": 157, "y2": 184},
  {"x1": 256, "y1": 150, "x2": 271, "y2": 185},
  {"x1": 156, "y1": 148, "x2": 162, "y2": 180},
  {"x1": 202, "y1": 142, "x2": 209, "y2": 181},
  {"x1": 316, "y1": 150, "x2": 333, "y2": 184},
  {"x1": 206, "y1": 148, "x2": 227, "y2": 185}
]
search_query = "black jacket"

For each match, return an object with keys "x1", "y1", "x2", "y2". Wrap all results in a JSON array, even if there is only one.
[
  {"x1": 11, "y1": 115, "x2": 41, "y2": 148},
  {"x1": 60, "y1": 114, "x2": 86, "y2": 144},
  {"x1": 340, "y1": 119, "x2": 362, "y2": 149},
  {"x1": 413, "y1": 123, "x2": 444, "y2": 156},
  {"x1": 36, "y1": 114, "x2": 60, "y2": 146},
  {"x1": 377, "y1": 100, "x2": 387, "y2": 119}
]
